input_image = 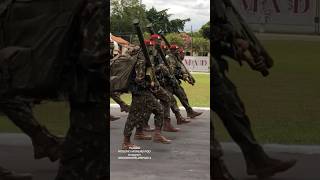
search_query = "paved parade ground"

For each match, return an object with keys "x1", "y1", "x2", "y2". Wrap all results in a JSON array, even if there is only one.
[
  {"x1": 222, "y1": 143, "x2": 320, "y2": 180},
  {"x1": 0, "y1": 106, "x2": 320, "y2": 179},
  {"x1": 110, "y1": 106, "x2": 210, "y2": 180}
]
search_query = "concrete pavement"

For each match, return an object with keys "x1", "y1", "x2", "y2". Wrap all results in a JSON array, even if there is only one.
[{"x1": 110, "y1": 107, "x2": 210, "y2": 180}]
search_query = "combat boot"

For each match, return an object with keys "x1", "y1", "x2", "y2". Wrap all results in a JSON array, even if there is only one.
[
  {"x1": 175, "y1": 113, "x2": 190, "y2": 125},
  {"x1": 153, "y1": 128, "x2": 171, "y2": 144},
  {"x1": 110, "y1": 115, "x2": 120, "y2": 121},
  {"x1": 163, "y1": 118, "x2": 180, "y2": 132},
  {"x1": 122, "y1": 136, "x2": 141, "y2": 150},
  {"x1": 213, "y1": 158, "x2": 235, "y2": 180},
  {"x1": 247, "y1": 158, "x2": 297, "y2": 179},
  {"x1": 187, "y1": 110, "x2": 203, "y2": 119},
  {"x1": 0, "y1": 166, "x2": 32, "y2": 180},
  {"x1": 134, "y1": 129, "x2": 152, "y2": 140},
  {"x1": 143, "y1": 124, "x2": 155, "y2": 132},
  {"x1": 120, "y1": 104, "x2": 130, "y2": 113},
  {"x1": 31, "y1": 126, "x2": 64, "y2": 162}
]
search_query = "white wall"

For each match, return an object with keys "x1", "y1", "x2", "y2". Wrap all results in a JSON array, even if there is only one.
[
  {"x1": 183, "y1": 56, "x2": 210, "y2": 72},
  {"x1": 232, "y1": 0, "x2": 319, "y2": 34}
]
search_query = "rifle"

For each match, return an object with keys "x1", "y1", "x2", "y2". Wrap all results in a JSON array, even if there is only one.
[
  {"x1": 157, "y1": 29, "x2": 196, "y2": 85},
  {"x1": 223, "y1": 0, "x2": 273, "y2": 77},
  {"x1": 146, "y1": 24, "x2": 180, "y2": 88},
  {"x1": 132, "y1": 19, "x2": 158, "y2": 89}
]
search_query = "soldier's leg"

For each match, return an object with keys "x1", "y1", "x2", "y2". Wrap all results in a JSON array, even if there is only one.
[
  {"x1": 55, "y1": 101, "x2": 108, "y2": 180},
  {"x1": 133, "y1": 96, "x2": 152, "y2": 141},
  {"x1": 0, "y1": 97, "x2": 62, "y2": 162},
  {"x1": 142, "y1": 111, "x2": 154, "y2": 132},
  {"x1": 122, "y1": 94, "x2": 144, "y2": 149},
  {"x1": 213, "y1": 77, "x2": 296, "y2": 177},
  {"x1": 211, "y1": 122, "x2": 234, "y2": 180},
  {"x1": 154, "y1": 87, "x2": 179, "y2": 132},
  {"x1": 168, "y1": 89, "x2": 190, "y2": 125},
  {"x1": 146, "y1": 91, "x2": 171, "y2": 144},
  {"x1": 174, "y1": 85, "x2": 202, "y2": 118},
  {"x1": 110, "y1": 92, "x2": 130, "y2": 112}
]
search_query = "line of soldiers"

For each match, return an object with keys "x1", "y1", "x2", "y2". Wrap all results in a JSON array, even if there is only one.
[
  {"x1": 110, "y1": 22, "x2": 203, "y2": 150},
  {"x1": 212, "y1": 0, "x2": 296, "y2": 179}
]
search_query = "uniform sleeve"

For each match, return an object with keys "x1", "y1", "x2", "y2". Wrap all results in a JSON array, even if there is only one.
[{"x1": 134, "y1": 52, "x2": 146, "y2": 85}]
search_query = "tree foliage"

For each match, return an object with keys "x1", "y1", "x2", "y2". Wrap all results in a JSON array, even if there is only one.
[
  {"x1": 111, "y1": 1, "x2": 190, "y2": 35},
  {"x1": 145, "y1": 8, "x2": 190, "y2": 34},
  {"x1": 199, "y1": 21, "x2": 210, "y2": 39},
  {"x1": 111, "y1": 0, "x2": 148, "y2": 34}
]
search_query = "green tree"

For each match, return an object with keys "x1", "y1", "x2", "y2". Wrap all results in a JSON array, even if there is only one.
[
  {"x1": 192, "y1": 37, "x2": 209, "y2": 54},
  {"x1": 111, "y1": 0, "x2": 148, "y2": 36},
  {"x1": 145, "y1": 8, "x2": 190, "y2": 34},
  {"x1": 199, "y1": 21, "x2": 210, "y2": 39},
  {"x1": 165, "y1": 33, "x2": 184, "y2": 47}
]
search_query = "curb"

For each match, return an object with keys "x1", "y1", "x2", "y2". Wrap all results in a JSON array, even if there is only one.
[
  {"x1": 221, "y1": 142, "x2": 320, "y2": 155},
  {"x1": 110, "y1": 103, "x2": 210, "y2": 111}
]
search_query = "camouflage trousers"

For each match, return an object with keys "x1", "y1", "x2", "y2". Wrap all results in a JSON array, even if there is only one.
[
  {"x1": 173, "y1": 84, "x2": 192, "y2": 113},
  {"x1": 55, "y1": 102, "x2": 107, "y2": 180},
  {"x1": 139, "y1": 86, "x2": 172, "y2": 127},
  {"x1": 124, "y1": 90, "x2": 164, "y2": 137},
  {"x1": 162, "y1": 85, "x2": 180, "y2": 119},
  {"x1": 213, "y1": 75, "x2": 270, "y2": 168},
  {"x1": 211, "y1": 120, "x2": 234, "y2": 180},
  {"x1": 0, "y1": 97, "x2": 44, "y2": 138},
  {"x1": 110, "y1": 92, "x2": 128, "y2": 108}
]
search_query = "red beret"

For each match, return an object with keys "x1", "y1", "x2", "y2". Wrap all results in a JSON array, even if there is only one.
[{"x1": 150, "y1": 34, "x2": 161, "y2": 40}]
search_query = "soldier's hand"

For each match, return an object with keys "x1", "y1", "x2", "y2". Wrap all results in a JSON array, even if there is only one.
[{"x1": 253, "y1": 56, "x2": 267, "y2": 72}]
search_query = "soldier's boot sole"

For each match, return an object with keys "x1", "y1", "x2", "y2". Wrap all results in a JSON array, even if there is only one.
[
  {"x1": 163, "y1": 127, "x2": 180, "y2": 132},
  {"x1": 177, "y1": 119, "x2": 191, "y2": 125},
  {"x1": 153, "y1": 136, "x2": 171, "y2": 144},
  {"x1": 187, "y1": 111, "x2": 203, "y2": 119},
  {"x1": 248, "y1": 159, "x2": 297, "y2": 179}
]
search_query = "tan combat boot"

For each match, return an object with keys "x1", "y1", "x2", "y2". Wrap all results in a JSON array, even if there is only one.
[
  {"x1": 175, "y1": 113, "x2": 190, "y2": 125},
  {"x1": 187, "y1": 110, "x2": 203, "y2": 119},
  {"x1": 153, "y1": 128, "x2": 171, "y2": 144},
  {"x1": 134, "y1": 129, "x2": 152, "y2": 140},
  {"x1": 163, "y1": 118, "x2": 180, "y2": 132},
  {"x1": 122, "y1": 136, "x2": 141, "y2": 150}
]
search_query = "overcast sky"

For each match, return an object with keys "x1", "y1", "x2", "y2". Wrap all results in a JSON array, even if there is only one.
[{"x1": 142, "y1": 0, "x2": 210, "y2": 32}]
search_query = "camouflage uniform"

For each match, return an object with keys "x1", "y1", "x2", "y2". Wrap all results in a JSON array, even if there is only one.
[
  {"x1": 122, "y1": 46, "x2": 171, "y2": 147},
  {"x1": 0, "y1": 97, "x2": 62, "y2": 162},
  {"x1": 166, "y1": 53, "x2": 201, "y2": 117},
  {"x1": 212, "y1": 0, "x2": 296, "y2": 178},
  {"x1": 124, "y1": 51, "x2": 167, "y2": 136},
  {"x1": 110, "y1": 92, "x2": 130, "y2": 112},
  {"x1": 55, "y1": 0, "x2": 107, "y2": 179},
  {"x1": 155, "y1": 64, "x2": 180, "y2": 119}
]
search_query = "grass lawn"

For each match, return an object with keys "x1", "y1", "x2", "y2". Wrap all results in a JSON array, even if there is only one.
[
  {"x1": 215, "y1": 40, "x2": 320, "y2": 145},
  {"x1": 111, "y1": 73, "x2": 210, "y2": 107},
  {"x1": 0, "y1": 102, "x2": 69, "y2": 136}
]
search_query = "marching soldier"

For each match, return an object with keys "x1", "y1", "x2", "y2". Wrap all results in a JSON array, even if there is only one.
[
  {"x1": 166, "y1": 44, "x2": 203, "y2": 119},
  {"x1": 212, "y1": 0, "x2": 296, "y2": 178},
  {"x1": 122, "y1": 45, "x2": 171, "y2": 150}
]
